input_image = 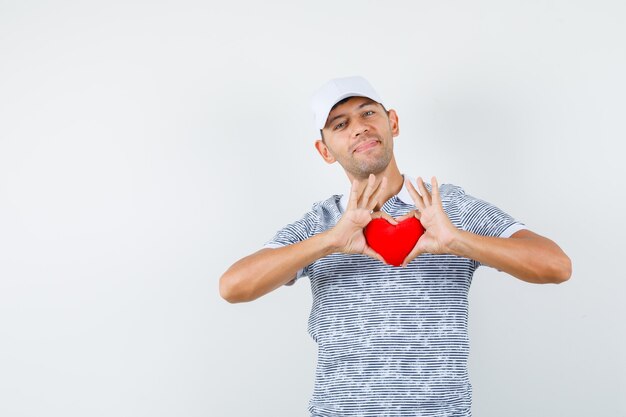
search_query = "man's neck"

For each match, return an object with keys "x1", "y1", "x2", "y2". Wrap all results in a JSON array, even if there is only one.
[
  {"x1": 374, "y1": 167, "x2": 404, "y2": 211},
  {"x1": 345, "y1": 161, "x2": 404, "y2": 211}
]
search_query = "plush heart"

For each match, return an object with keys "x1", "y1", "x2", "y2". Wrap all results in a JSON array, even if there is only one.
[{"x1": 364, "y1": 217, "x2": 425, "y2": 267}]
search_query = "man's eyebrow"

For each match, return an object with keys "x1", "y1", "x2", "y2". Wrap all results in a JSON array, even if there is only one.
[
  {"x1": 357, "y1": 100, "x2": 377, "y2": 109},
  {"x1": 326, "y1": 113, "x2": 347, "y2": 127},
  {"x1": 325, "y1": 100, "x2": 378, "y2": 128}
]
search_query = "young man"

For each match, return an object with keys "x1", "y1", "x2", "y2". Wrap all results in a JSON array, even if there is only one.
[{"x1": 219, "y1": 76, "x2": 571, "y2": 417}]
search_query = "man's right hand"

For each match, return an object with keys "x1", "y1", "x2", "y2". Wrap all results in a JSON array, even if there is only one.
[
  {"x1": 220, "y1": 173, "x2": 397, "y2": 303},
  {"x1": 327, "y1": 173, "x2": 398, "y2": 264}
]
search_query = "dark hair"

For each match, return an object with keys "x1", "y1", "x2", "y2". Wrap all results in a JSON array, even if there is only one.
[{"x1": 320, "y1": 97, "x2": 388, "y2": 142}]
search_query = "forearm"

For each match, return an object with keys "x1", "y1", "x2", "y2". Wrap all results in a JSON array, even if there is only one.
[
  {"x1": 219, "y1": 230, "x2": 338, "y2": 303},
  {"x1": 448, "y1": 230, "x2": 572, "y2": 284}
]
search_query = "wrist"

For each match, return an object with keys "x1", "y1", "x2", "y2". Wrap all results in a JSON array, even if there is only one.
[
  {"x1": 320, "y1": 229, "x2": 342, "y2": 255},
  {"x1": 447, "y1": 229, "x2": 469, "y2": 257}
]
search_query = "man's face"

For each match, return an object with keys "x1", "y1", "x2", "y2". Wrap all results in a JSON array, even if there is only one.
[{"x1": 315, "y1": 96, "x2": 399, "y2": 180}]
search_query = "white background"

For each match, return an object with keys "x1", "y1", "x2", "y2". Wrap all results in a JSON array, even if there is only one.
[{"x1": 1, "y1": 1, "x2": 625, "y2": 416}]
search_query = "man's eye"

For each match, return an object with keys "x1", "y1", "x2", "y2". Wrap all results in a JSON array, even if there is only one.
[
  {"x1": 334, "y1": 122, "x2": 345, "y2": 130},
  {"x1": 364, "y1": 110, "x2": 374, "y2": 116}
]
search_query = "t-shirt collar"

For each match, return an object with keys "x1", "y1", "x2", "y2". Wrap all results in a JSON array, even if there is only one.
[{"x1": 339, "y1": 173, "x2": 415, "y2": 212}]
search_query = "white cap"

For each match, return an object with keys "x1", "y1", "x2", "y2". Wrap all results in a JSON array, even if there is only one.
[{"x1": 310, "y1": 76, "x2": 384, "y2": 133}]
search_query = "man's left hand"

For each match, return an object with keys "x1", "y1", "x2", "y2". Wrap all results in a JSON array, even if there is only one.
[{"x1": 397, "y1": 176, "x2": 460, "y2": 267}]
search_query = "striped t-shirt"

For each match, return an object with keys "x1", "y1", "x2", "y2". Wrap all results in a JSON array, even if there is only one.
[{"x1": 264, "y1": 177, "x2": 525, "y2": 417}]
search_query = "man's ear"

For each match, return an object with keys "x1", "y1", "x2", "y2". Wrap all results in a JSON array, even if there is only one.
[
  {"x1": 387, "y1": 109, "x2": 400, "y2": 137},
  {"x1": 314, "y1": 139, "x2": 336, "y2": 164}
]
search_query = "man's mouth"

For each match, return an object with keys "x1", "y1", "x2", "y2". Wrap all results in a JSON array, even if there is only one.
[{"x1": 353, "y1": 139, "x2": 380, "y2": 153}]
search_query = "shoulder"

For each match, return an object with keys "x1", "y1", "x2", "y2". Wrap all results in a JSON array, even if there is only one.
[
  {"x1": 437, "y1": 183, "x2": 467, "y2": 202},
  {"x1": 313, "y1": 194, "x2": 342, "y2": 208},
  {"x1": 311, "y1": 194, "x2": 343, "y2": 224}
]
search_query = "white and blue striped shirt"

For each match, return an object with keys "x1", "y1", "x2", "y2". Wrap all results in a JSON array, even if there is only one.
[{"x1": 264, "y1": 177, "x2": 525, "y2": 417}]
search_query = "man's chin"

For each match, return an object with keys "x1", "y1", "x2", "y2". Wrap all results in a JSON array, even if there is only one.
[{"x1": 350, "y1": 164, "x2": 390, "y2": 179}]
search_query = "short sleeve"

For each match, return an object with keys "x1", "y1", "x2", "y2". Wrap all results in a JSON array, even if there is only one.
[
  {"x1": 262, "y1": 205, "x2": 320, "y2": 283},
  {"x1": 453, "y1": 187, "x2": 527, "y2": 238}
]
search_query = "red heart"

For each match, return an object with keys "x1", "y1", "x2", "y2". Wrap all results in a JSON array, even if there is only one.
[{"x1": 364, "y1": 217, "x2": 425, "y2": 266}]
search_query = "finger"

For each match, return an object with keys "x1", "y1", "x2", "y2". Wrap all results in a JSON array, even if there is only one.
[
  {"x1": 371, "y1": 210, "x2": 398, "y2": 225},
  {"x1": 358, "y1": 174, "x2": 376, "y2": 208},
  {"x1": 417, "y1": 177, "x2": 432, "y2": 206},
  {"x1": 347, "y1": 179, "x2": 359, "y2": 211},
  {"x1": 401, "y1": 246, "x2": 422, "y2": 268},
  {"x1": 406, "y1": 178, "x2": 426, "y2": 211},
  {"x1": 363, "y1": 246, "x2": 386, "y2": 264},
  {"x1": 394, "y1": 210, "x2": 417, "y2": 222},
  {"x1": 431, "y1": 176, "x2": 441, "y2": 207},
  {"x1": 367, "y1": 176, "x2": 387, "y2": 211}
]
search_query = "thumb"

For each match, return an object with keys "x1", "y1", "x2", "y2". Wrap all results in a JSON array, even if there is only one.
[
  {"x1": 401, "y1": 245, "x2": 423, "y2": 268},
  {"x1": 363, "y1": 246, "x2": 386, "y2": 264}
]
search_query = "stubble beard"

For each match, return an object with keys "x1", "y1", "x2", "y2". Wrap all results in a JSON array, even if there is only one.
[{"x1": 346, "y1": 141, "x2": 393, "y2": 180}]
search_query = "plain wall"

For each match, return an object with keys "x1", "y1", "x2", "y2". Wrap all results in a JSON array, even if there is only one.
[{"x1": 1, "y1": 1, "x2": 624, "y2": 416}]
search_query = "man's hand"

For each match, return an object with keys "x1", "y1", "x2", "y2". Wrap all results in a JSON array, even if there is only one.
[
  {"x1": 328, "y1": 174, "x2": 398, "y2": 263},
  {"x1": 395, "y1": 176, "x2": 571, "y2": 282},
  {"x1": 399, "y1": 176, "x2": 461, "y2": 267}
]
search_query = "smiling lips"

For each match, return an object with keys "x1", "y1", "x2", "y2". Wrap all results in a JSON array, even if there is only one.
[{"x1": 353, "y1": 139, "x2": 380, "y2": 153}]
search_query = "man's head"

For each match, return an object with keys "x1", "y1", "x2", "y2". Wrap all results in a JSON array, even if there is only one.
[
  {"x1": 318, "y1": 97, "x2": 389, "y2": 143},
  {"x1": 310, "y1": 76, "x2": 400, "y2": 180}
]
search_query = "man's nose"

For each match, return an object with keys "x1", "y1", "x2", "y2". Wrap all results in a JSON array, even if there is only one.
[{"x1": 351, "y1": 120, "x2": 369, "y2": 137}]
